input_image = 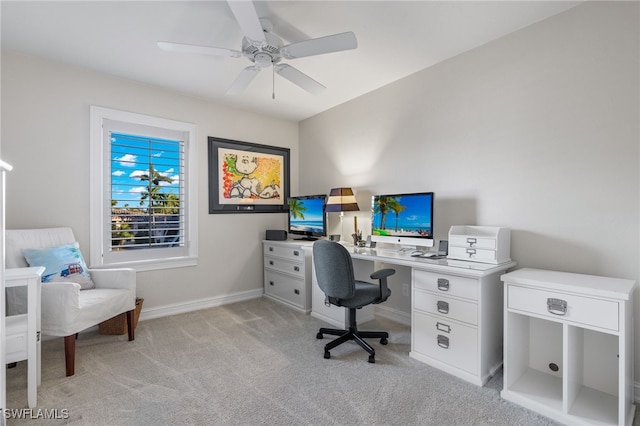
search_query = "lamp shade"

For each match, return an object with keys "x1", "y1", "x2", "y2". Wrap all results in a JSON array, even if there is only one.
[{"x1": 325, "y1": 187, "x2": 360, "y2": 212}]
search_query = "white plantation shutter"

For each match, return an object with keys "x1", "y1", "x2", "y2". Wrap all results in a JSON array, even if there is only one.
[{"x1": 90, "y1": 107, "x2": 198, "y2": 270}]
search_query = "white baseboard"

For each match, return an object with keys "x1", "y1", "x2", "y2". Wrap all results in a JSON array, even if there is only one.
[
  {"x1": 138, "y1": 288, "x2": 264, "y2": 322},
  {"x1": 374, "y1": 304, "x2": 411, "y2": 326}
]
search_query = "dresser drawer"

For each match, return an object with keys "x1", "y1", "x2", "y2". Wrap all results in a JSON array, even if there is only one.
[
  {"x1": 413, "y1": 269, "x2": 478, "y2": 301},
  {"x1": 264, "y1": 270, "x2": 305, "y2": 309},
  {"x1": 264, "y1": 256, "x2": 305, "y2": 278},
  {"x1": 264, "y1": 243, "x2": 305, "y2": 261},
  {"x1": 508, "y1": 285, "x2": 619, "y2": 331},
  {"x1": 412, "y1": 311, "x2": 478, "y2": 374},
  {"x1": 414, "y1": 289, "x2": 478, "y2": 325}
]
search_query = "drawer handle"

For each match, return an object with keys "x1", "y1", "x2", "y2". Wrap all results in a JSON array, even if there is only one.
[
  {"x1": 466, "y1": 237, "x2": 476, "y2": 247},
  {"x1": 269, "y1": 281, "x2": 274, "y2": 286},
  {"x1": 547, "y1": 298, "x2": 567, "y2": 316},
  {"x1": 269, "y1": 260, "x2": 274, "y2": 266},
  {"x1": 437, "y1": 278, "x2": 449, "y2": 291},
  {"x1": 466, "y1": 248, "x2": 476, "y2": 257},
  {"x1": 437, "y1": 335, "x2": 450, "y2": 349},
  {"x1": 293, "y1": 266, "x2": 300, "y2": 272},
  {"x1": 293, "y1": 250, "x2": 300, "y2": 256},
  {"x1": 269, "y1": 247, "x2": 274, "y2": 252},
  {"x1": 436, "y1": 322, "x2": 451, "y2": 333},
  {"x1": 437, "y1": 301, "x2": 449, "y2": 314},
  {"x1": 294, "y1": 289, "x2": 300, "y2": 295}
]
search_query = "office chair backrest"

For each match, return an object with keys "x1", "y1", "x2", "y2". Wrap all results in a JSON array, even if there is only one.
[{"x1": 313, "y1": 240, "x2": 355, "y2": 300}]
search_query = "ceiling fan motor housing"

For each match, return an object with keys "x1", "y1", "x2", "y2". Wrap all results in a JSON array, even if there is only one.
[{"x1": 242, "y1": 31, "x2": 283, "y2": 67}]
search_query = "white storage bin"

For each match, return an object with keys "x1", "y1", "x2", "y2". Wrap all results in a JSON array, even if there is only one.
[{"x1": 448, "y1": 226, "x2": 511, "y2": 264}]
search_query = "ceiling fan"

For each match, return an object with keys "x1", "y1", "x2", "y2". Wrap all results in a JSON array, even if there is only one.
[{"x1": 158, "y1": 1, "x2": 358, "y2": 98}]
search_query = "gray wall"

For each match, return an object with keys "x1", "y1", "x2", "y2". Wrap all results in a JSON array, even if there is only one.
[
  {"x1": 1, "y1": 51, "x2": 297, "y2": 313},
  {"x1": 299, "y1": 1, "x2": 640, "y2": 375}
]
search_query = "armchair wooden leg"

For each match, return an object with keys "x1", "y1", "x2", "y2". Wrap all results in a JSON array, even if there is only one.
[
  {"x1": 126, "y1": 309, "x2": 135, "y2": 341},
  {"x1": 64, "y1": 335, "x2": 75, "y2": 377}
]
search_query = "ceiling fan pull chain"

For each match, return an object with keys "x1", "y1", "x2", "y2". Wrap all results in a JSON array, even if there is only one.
[{"x1": 272, "y1": 65, "x2": 276, "y2": 100}]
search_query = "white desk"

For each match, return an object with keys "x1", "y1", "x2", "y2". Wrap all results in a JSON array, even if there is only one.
[{"x1": 309, "y1": 244, "x2": 515, "y2": 386}]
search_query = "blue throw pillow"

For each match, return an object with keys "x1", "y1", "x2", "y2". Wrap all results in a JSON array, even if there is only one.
[{"x1": 22, "y1": 242, "x2": 95, "y2": 290}]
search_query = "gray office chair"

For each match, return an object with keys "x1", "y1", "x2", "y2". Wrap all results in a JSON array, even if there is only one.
[{"x1": 313, "y1": 240, "x2": 395, "y2": 363}]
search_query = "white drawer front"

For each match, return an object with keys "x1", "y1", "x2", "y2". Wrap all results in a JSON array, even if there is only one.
[
  {"x1": 264, "y1": 270, "x2": 305, "y2": 308},
  {"x1": 414, "y1": 290, "x2": 478, "y2": 325},
  {"x1": 412, "y1": 311, "x2": 478, "y2": 374},
  {"x1": 413, "y1": 270, "x2": 478, "y2": 301},
  {"x1": 448, "y1": 246, "x2": 497, "y2": 263},
  {"x1": 449, "y1": 235, "x2": 496, "y2": 249},
  {"x1": 264, "y1": 244, "x2": 305, "y2": 261},
  {"x1": 264, "y1": 256, "x2": 305, "y2": 278},
  {"x1": 5, "y1": 333, "x2": 27, "y2": 363},
  {"x1": 507, "y1": 285, "x2": 619, "y2": 331}
]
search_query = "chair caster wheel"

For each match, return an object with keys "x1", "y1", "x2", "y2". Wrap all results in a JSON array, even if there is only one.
[
  {"x1": 368, "y1": 355, "x2": 375, "y2": 363},
  {"x1": 324, "y1": 351, "x2": 330, "y2": 359},
  {"x1": 380, "y1": 338, "x2": 388, "y2": 345},
  {"x1": 316, "y1": 333, "x2": 323, "y2": 339}
]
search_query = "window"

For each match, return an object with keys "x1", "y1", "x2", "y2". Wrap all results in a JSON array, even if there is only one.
[{"x1": 90, "y1": 106, "x2": 198, "y2": 271}]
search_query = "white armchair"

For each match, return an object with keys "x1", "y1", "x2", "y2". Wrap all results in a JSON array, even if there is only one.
[{"x1": 5, "y1": 227, "x2": 136, "y2": 376}]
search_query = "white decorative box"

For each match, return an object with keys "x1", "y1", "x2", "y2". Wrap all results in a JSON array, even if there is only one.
[{"x1": 448, "y1": 226, "x2": 511, "y2": 264}]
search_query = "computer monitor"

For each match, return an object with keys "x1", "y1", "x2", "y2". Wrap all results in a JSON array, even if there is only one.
[
  {"x1": 371, "y1": 192, "x2": 434, "y2": 248},
  {"x1": 288, "y1": 195, "x2": 327, "y2": 241}
]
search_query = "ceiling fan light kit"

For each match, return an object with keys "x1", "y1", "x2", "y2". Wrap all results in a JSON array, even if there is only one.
[{"x1": 158, "y1": 0, "x2": 357, "y2": 98}]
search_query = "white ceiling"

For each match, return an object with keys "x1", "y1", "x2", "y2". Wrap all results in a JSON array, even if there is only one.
[{"x1": 1, "y1": 1, "x2": 581, "y2": 122}]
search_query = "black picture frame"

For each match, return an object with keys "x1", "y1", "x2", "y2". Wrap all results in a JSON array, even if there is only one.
[{"x1": 208, "y1": 136, "x2": 290, "y2": 214}]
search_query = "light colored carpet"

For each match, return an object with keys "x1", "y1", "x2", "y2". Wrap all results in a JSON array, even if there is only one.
[{"x1": 3, "y1": 297, "x2": 614, "y2": 425}]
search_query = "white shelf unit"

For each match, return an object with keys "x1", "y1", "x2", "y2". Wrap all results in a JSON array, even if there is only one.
[
  {"x1": 5, "y1": 267, "x2": 44, "y2": 409},
  {"x1": 501, "y1": 268, "x2": 636, "y2": 426},
  {"x1": 262, "y1": 240, "x2": 313, "y2": 313}
]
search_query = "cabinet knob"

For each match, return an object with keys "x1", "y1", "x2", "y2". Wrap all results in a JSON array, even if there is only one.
[
  {"x1": 437, "y1": 301, "x2": 449, "y2": 314},
  {"x1": 269, "y1": 281, "x2": 274, "y2": 286},
  {"x1": 294, "y1": 266, "x2": 300, "y2": 272},
  {"x1": 269, "y1": 260, "x2": 274, "y2": 265},
  {"x1": 437, "y1": 278, "x2": 449, "y2": 291},
  {"x1": 269, "y1": 247, "x2": 274, "y2": 252},
  {"x1": 293, "y1": 250, "x2": 300, "y2": 256},
  {"x1": 437, "y1": 335, "x2": 450, "y2": 349},
  {"x1": 294, "y1": 289, "x2": 300, "y2": 295}
]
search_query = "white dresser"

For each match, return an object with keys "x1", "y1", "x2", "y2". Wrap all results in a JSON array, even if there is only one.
[
  {"x1": 501, "y1": 268, "x2": 635, "y2": 426},
  {"x1": 262, "y1": 240, "x2": 312, "y2": 313}
]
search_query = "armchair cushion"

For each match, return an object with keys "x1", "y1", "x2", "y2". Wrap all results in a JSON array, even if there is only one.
[{"x1": 22, "y1": 242, "x2": 95, "y2": 290}]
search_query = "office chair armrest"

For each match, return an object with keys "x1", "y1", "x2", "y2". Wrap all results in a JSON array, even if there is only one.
[
  {"x1": 370, "y1": 268, "x2": 395, "y2": 280},
  {"x1": 371, "y1": 268, "x2": 395, "y2": 300}
]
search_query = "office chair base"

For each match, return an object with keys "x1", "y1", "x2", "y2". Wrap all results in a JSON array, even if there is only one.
[{"x1": 317, "y1": 327, "x2": 388, "y2": 363}]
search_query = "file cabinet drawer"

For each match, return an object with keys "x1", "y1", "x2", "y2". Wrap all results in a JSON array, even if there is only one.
[
  {"x1": 508, "y1": 285, "x2": 619, "y2": 331},
  {"x1": 264, "y1": 256, "x2": 305, "y2": 278},
  {"x1": 413, "y1": 289, "x2": 478, "y2": 325},
  {"x1": 412, "y1": 311, "x2": 478, "y2": 375},
  {"x1": 264, "y1": 270, "x2": 305, "y2": 309},
  {"x1": 449, "y1": 235, "x2": 496, "y2": 249},
  {"x1": 413, "y1": 269, "x2": 478, "y2": 301}
]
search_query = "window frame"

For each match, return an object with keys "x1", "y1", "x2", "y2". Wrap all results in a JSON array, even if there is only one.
[{"x1": 90, "y1": 106, "x2": 198, "y2": 271}]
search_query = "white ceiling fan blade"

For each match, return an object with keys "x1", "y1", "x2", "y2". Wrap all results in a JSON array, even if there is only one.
[
  {"x1": 281, "y1": 32, "x2": 357, "y2": 60},
  {"x1": 157, "y1": 41, "x2": 241, "y2": 58},
  {"x1": 227, "y1": 0, "x2": 266, "y2": 43},
  {"x1": 227, "y1": 66, "x2": 261, "y2": 95},
  {"x1": 275, "y1": 64, "x2": 325, "y2": 95}
]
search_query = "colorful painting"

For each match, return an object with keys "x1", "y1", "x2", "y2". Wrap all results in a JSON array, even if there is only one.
[{"x1": 208, "y1": 137, "x2": 290, "y2": 214}]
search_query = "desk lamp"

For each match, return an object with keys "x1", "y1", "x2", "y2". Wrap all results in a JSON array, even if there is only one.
[{"x1": 326, "y1": 187, "x2": 359, "y2": 243}]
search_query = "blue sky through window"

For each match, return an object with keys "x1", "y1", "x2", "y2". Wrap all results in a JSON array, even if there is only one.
[{"x1": 110, "y1": 133, "x2": 182, "y2": 208}]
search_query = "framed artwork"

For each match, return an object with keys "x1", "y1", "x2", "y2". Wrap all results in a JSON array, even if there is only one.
[{"x1": 208, "y1": 136, "x2": 290, "y2": 214}]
